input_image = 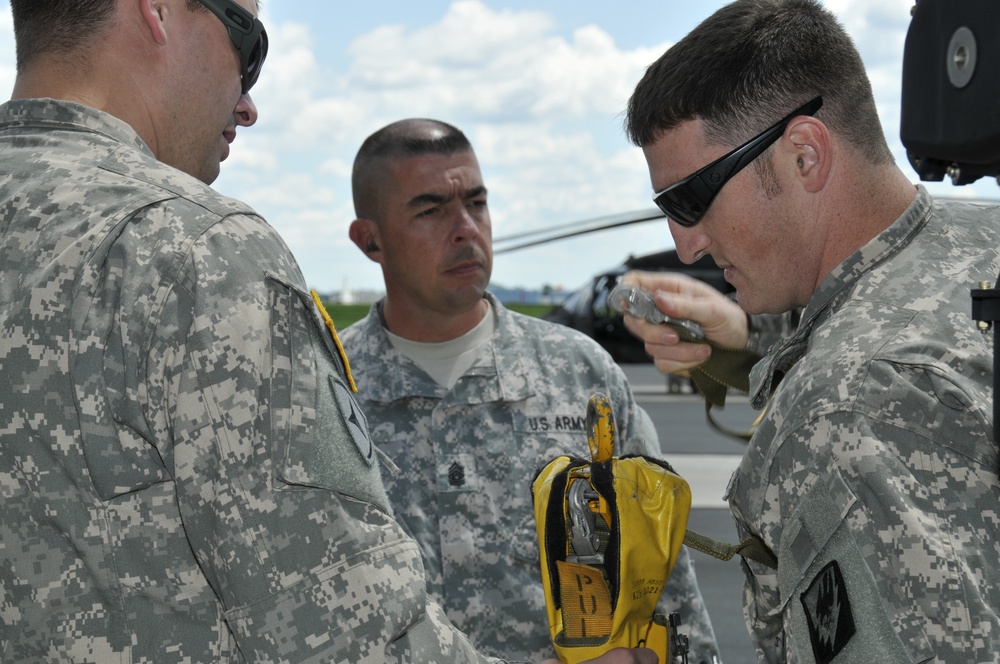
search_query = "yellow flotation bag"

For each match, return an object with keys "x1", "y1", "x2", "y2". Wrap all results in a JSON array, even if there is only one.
[{"x1": 531, "y1": 393, "x2": 693, "y2": 663}]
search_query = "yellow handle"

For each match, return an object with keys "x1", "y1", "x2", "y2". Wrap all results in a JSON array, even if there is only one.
[{"x1": 586, "y1": 393, "x2": 616, "y2": 463}]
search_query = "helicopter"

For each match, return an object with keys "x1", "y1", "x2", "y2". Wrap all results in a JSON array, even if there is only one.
[{"x1": 493, "y1": 207, "x2": 733, "y2": 365}]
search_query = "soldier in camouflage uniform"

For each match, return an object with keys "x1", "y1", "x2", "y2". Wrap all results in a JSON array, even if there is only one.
[
  {"x1": 341, "y1": 118, "x2": 722, "y2": 663},
  {"x1": 620, "y1": 1, "x2": 1000, "y2": 662},
  {"x1": 0, "y1": 3, "x2": 657, "y2": 663}
]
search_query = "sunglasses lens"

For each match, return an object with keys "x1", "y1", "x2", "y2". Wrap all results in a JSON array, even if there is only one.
[
  {"x1": 251, "y1": 30, "x2": 267, "y2": 73},
  {"x1": 655, "y1": 185, "x2": 705, "y2": 227},
  {"x1": 242, "y1": 29, "x2": 267, "y2": 92}
]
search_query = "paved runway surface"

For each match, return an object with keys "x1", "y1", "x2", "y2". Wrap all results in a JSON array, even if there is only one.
[{"x1": 622, "y1": 363, "x2": 757, "y2": 664}]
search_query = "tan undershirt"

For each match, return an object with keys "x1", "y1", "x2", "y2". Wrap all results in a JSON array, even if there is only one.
[{"x1": 384, "y1": 300, "x2": 496, "y2": 389}]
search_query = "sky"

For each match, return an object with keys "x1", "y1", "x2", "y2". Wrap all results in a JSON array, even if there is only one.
[{"x1": 1, "y1": 0, "x2": 996, "y2": 296}]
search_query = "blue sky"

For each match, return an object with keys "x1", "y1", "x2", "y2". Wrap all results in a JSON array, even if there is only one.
[{"x1": 1, "y1": 1, "x2": 996, "y2": 296}]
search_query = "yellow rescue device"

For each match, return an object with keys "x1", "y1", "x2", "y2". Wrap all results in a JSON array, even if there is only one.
[{"x1": 531, "y1": 393, "x2": 692, "y2": 663}]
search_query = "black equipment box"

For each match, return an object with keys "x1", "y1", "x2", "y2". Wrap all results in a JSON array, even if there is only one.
[{"x1": 901, "y1": 0, "x2": 1000, "y2": 184}]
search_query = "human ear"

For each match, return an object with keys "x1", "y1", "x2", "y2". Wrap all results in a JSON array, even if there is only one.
[
  {"x1": 786, "y1": 117, "x2": 831, "y2": 193},
  {"x1": 139, "y1": 0, "x2": 169, "y2": 45},
  {"x1": 349, "y1": 219, "x2": 383, "y2": 262}
]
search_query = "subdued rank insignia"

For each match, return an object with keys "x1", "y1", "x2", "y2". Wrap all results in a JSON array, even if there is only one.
[
  {"x1": 438, "y1": 454, "x2": 477, "y2": 492},
  {"x1": 800, "y1": 561, "x2": 855, "y2": 664},
  {"x1": 448, "y1": 461, "x2": 466, "y2": 487}
]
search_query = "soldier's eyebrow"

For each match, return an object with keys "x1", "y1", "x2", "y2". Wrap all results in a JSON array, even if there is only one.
[
  {"x1": 407, "y1": 192, "x2": 453, "y2": 208},
  {"x1": 406, "y1": 185, "x2": 488, "y2": 208},
  {"x1": 463, "y1": 185, "x2": 488, "y2": 200}
]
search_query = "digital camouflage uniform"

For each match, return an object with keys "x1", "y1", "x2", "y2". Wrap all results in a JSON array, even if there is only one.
[
  {"x1": 0, "y1": 99, "x2": 508, "y2": 663},
  {"x1": 341, "y1": 294, "x2": 721, "y2": 663},
  {"x1": 745, "y1": 311, "x2": 799, "y2": 358},
  {"x1": 731, "y1": 187, "x2": 1000, "y2": 663}
]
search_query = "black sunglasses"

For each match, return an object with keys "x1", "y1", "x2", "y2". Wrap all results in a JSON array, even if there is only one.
[
  {"x1": 197, "y1": 0, "x2": 269, "y2": 94},
  {"x1": 652, "y1": 96, "x2": 824, "y2": 227}
]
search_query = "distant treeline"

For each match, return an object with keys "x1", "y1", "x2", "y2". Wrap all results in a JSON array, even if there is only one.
[{"x1": 322, "y1": 301, "x2": 556, "y2": 329}]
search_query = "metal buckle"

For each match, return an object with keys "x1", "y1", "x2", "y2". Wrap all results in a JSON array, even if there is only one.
[
  {"x1": 609, "y1": 284, "x2": 706, "y2": 342},
  {"x1": 567, "y1": 479, "x2": 605, "y2": 565}
]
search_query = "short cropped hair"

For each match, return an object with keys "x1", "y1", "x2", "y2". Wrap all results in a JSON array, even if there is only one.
[
  {"x1": 625, "y1": 0, "x2": 893, "y2": 166},
  {"x1": 10, "y1": 0, "x2": 205, "y2": 72},
  {"x1": 352, "y1": 118, "x2": 473, "y2": 220}
]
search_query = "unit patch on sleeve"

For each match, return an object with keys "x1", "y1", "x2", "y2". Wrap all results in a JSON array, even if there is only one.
[
  {"x1": 800, "y1": 560, "x2": 856, "y2": 664},
  {"x1": 330, "y1": 375, "x2": 374, "y2": 464}
]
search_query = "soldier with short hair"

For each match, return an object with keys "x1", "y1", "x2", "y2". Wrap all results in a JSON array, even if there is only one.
[
  {"x1": 341, "y1": 117, "x2": 721, "y2": 664},
  {"x1": 621, "y1": 1, "x2": 1000, "y2": 662}
]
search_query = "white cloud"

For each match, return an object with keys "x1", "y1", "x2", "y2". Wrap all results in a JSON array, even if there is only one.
[
  {"x1": 213, "y1": 0, "x2": 671, "y2": 292},
  {"x1": 224, "y1": 0, "x2": 1000, "y2": 294},
  {"x1": 339, "y1": 0, "x2": 662, "y2": 122}
]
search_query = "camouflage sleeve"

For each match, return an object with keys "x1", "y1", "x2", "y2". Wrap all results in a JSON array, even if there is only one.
[
  {"x1": 746, "y1": 408, "x2": 999, "y2": 663},
  {"x1": 161, "y1": 214, "x2": 499, "y2": 663}
]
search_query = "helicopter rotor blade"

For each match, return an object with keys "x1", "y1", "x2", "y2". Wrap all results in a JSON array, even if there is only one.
[{"x1": 493, "y1": 208, "x2": 665, "y2": 254}]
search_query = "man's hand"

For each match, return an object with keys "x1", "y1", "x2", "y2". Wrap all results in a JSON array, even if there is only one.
[
  {"x1": 619, "y1": 270, "x2": 746, "y2": 377},
  {"x1": 540, "y1": 647, "x2": 658, "y2": 664}
]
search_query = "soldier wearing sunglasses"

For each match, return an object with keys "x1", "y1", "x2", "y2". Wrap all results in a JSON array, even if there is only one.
[
  {"x1": 0, "y1": 2, "x2": 654, "y2": 663},
  {"x1": 620, "y1": 1, "x2": 1000, "y2": 663}
]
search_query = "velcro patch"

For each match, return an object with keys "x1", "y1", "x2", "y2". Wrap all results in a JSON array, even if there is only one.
[{"x1": 330, "y1": 375, "x2": 373, "y2": 464}]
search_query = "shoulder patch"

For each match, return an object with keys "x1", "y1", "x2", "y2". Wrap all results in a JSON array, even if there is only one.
[
  {"x1": 329, "y1": 375, "x2": 373, "y2": 464},
  {"x1": 800, "y1": 560, "x2": 856, "y2": 664}
]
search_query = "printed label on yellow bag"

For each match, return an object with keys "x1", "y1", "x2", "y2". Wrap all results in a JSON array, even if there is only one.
[{"x1": 556, "y1": 560, "x2": 613, "y2": 642}]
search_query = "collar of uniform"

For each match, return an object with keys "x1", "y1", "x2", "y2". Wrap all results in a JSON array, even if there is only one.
[
  {"x1": 479, "y1": 291, "x2": 536, "y2": 403},
  {"x1": 749, "y1": 185, "x2": 932, "y2": 409},
  {"x1": 348, "y1": 292, "x2": 535, "y2": 405},
  {"x1": 348, "y1": 303, "x2": 444, "y2": 402},
  {"x1": 0, "y1": 98, "x2": 154, "y2": 157}
]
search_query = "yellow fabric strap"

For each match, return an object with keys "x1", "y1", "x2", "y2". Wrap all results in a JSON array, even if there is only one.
[{"x1": 556, "y1": 560, "x2": 614, "y2": 641}]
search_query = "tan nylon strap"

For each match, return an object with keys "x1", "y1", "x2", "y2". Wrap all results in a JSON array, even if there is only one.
[
  {"x1": 683, "y1": 529, "x2": 778, "y2": 570},
  {"x1": 686, "y1": 343, "x2": 763, "y2": 441},
  {"x1": 703, "y1": 400, "x2": 769, "y2": 442},
  {"x1": 678, "y1": 343, "x2": 777, "y2": 568},
  {"x1": 690, "y1": 344, "x2": 759, "y2": 406}
]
